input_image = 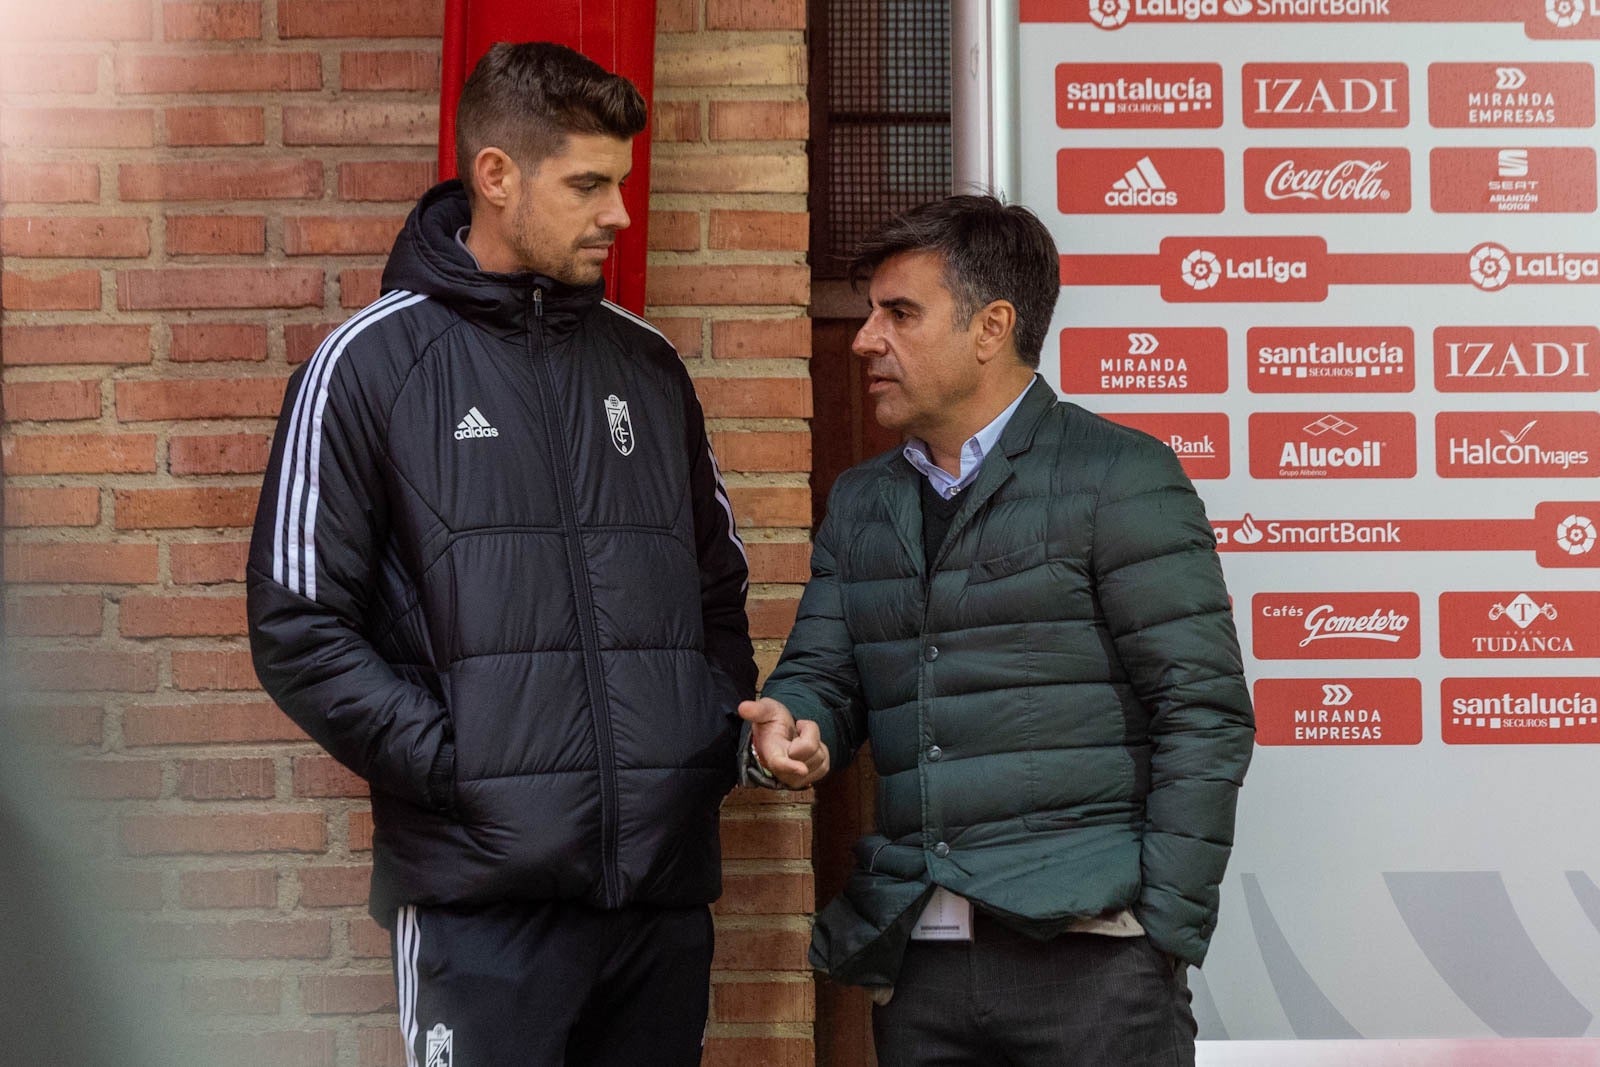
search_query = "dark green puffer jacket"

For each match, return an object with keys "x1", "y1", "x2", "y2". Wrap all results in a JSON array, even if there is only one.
[{"x1": 763, "y1": 379, "x2": 1253, "y2": 985}]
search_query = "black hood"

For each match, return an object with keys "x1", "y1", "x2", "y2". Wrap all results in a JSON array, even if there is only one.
[{"x1": 381, "y1": 180, "x2": 605, "y2": 341}]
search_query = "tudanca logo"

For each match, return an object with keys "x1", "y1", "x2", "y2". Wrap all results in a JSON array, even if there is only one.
[
  {"x1": 1248, "y1": 326, "x2": 1414, "y2": 394},
  {"x1": 1436, "y1": 411, "x2": 1599, "y2": 478},
  {"x1": 1255, "y1": 677, "x2": 1423, "y2": 747},
  {"x1": 1100, "y1": 412, "x2": 1230, "y2": 479},
  {"x1": 1496, "y1": 67, "x2": 1528, "y2": 91},
  {"x1": 1243, "y1": 63, "x2": 1408, "y2": 128},
  {"x1": 1428, "y1": 62, "x2": 1595, "y2": 128},
  {"x1": 1060, "y1": 326, "x2": 1230, "y2": 395},
  {"x1": 1249, "y1": 411, "x2": 1416, "y2": 479},
  {"x1": 1056, "y1": 64, "x2": 1223, "y2": 129},
  {"x1": 1245, "y1": 147, "x2": 1409, "y2": 213},
  {"x1": 1254, "y1": 592, "x2": 1421, "y2": 659},
  {"x1": 1439, "y1": 591, "x2": 1600, "y2": 659},
  {"x1": 1442, "y1": 677, "x2": 1600, "y2": 745},
  {"x1": 1434, "y1": 327, "x2": 1599, "y2": 393},
  {"x1": 1057, "y1": 148, "x2": 1225, "y2": 214}
]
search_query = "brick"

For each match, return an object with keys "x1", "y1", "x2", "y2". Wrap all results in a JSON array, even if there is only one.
[
  {"x1": 176, "y1": 756, "x2": 276, "y2": 800},
  {"x1": 179, "y1": 866, "x2": 277, "y2": 907},
  {"x1": 169, "y1": 432, "x2": 271, "y2": 474},
  {"x1": 0, "y1": 53, "x2": 100, "y2": 93},
  {"x1": 17, "y1": 649, "x2": 158, "y2": 692},
  {"x1": 171, "y1": 649, "x2": 258, "y2": 690},
  {"x1": 3, "y1": 542, "x2": 157, "y2": 584},
  {"x1": 707, "y1": 0, "x2": 803, "y2": 28},
  {"x1": 298, "y1": 865, "x2": 371, "y2": 908},
  {"x1": 340, "y1": 268, "x2": 382, "y2": 307},
  {"x1": 300, "y1": 973, "x2": 396, "y2": 1015},
  {"x1": 654, "y1": 152, "x2": 805, "y2": 194},
  {"x1": 653, "y1": 100, "x2": 701, "y2": 142},
  {"x1": 119, "y1": 159, "x2": 322, "y2": 201},
  {"x1": 2, "y1": 108, "x2": 154, "y2": 147},
  {"x1": 657, "y1": 0, "x2": 696, "y2": 31},
  {"x1": 647, "y1": 210, "x2": 699, "y2": 252},
  {"x1": 715, "y1": 872, "x2": 813, "y2": 915},
  {"x1": 293, "y1": 756, "x2": 366, "y2": 798},
  {"x1": 744, "y1": 539, "x2": 812, "y2": 583},
  {"x1": 712, "y1": 317, "x2": 811, "y2": 359},
  {"x1": 13, "y1": 703, "x2": 103, "y2": 746},
  {"x1": 710, "y1": 99, "x2": 809, "y2": 141},
  {"x1": 5, "y1": 435, "x2": 157, "y2": 476},
  {"x1": 122, "y1": 702, "x2": 303, "y2": 746},
  {"x1": 656, "y1": 44, "x2": 805, "y2": 87},
  {"x1": 284, "y1": 104, "x2": 437, "y2": 146},
  {"x1": 4, "y1": 594, "x2": 103, "y2": 636},
  {"x1": 124, "y1": 812, "x2": 325, "y2": 855},
  {"x1": 0, "y1": 1, "x2": 153, "y2": 40},
  {"x1": 747, "y1": 596, "x2": 800, "y2": 638},
  {"x1": 4, "y1": 486, "x2": 100, "y2": 526},
  {"x1": 190, "y1": 1030, "x2": 336, "y2": 1067},
  {"x1": 0, "y1": 161, "x2": 99, "y2": 203},
  {"x1": 165, "y1": 107, "x2": 265, "y2": 146},
  {"x1": 720, "y1": 816, "x2": 810, "y2": 859},
  {"x1": 710, "y1": 431, "x2": 811, "y2": 473},
  {"x1": 712, "y1": 925, "x2": 811, "y2": 971},
  {"x1": 165, "y1": 213, "x2": 265, "y2": 254},
  {"x1": 2, "y1": 380, "x2": 101, "y2": 421},
  {"x1": 647, "y1": 264, "x2": 807, "y2": 306},
  {"x1": 163, "y1": 2, "x2": 262, "y2": 40},
  {"x1": 712, "y1": 979, "x2": 814, "y2": 1022},
  {"x1": 2, "y1": 270, "x2": 102, "y2": 311},
  {"x1": 3, "y1": 324, "x2": 150, "y2": 366},
  {"x1": 703, "y1": 1038, "x2": 811, "y2": 1067},
  {"x1": 120, "y1": 593, "x2": 247, "y2": 636},
  {"x1": 348, "y1": 916, "x2": 390, "y2": 958},
  {"x1": 116, "y1": 52, "x2": 321, "y2": 93},
  {"x1": 114, "y1": 486, "x2": 258, "y2": 529},
  {"x1": 694, "y1": 377, "x2": 811, "y2": 418},
  {"x1": 655, "y1": 317, "x2": 702, "y2": 359},
  {"x1": 710, "y1": 211, "x2": 807, "y2": 252},
  {"x1": 183, "y1": 976, "x2": 283, "y2": 1016},
  {"x1": 340, "y1": 50, "x2": 439, "y2": 91},
  {"x1": 1, "y1": 216, "x2": 148, "y2": 259},
  {"x1": 118, "y1": 267, "x2": 322, "y2": 310},
  {"x1": 116, "y1": 377, "x2": 286, "y2": 420},
  {"x1": 348, "y1": 810, "x2": 374, "y2": 851},
  {"x1": 285, "y1": 322, "x2": 338, "y2": 364},
  {"x1": 729, "y1": 486, "x2": 811, "y2": 528},
  {"x1": 170, "y1": 541, "x2": 249, "y2": 584},
  {"x1": 358, "y1": 1028, "x2": 406, "y2": 1067},
  {"x1": 143, "y1": 918, "x2": 331, "y2": 960},
  {"x1": 279, "y1": 0, "x2": 443, "y2": 38},
  {"x1": 284, "y1": 215, "x2": 405, "y2": 255},
  {"x1": 170, "y1": 323, "x2": 267, "y2": 362},
  {"x1": 337, "y1": 160, "x2": 435, "y2": 202},
  {"x1": 68, "y1": 758, "x2": 164, "y2": 799}
]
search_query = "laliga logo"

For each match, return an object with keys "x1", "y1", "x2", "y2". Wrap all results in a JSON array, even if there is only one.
[
  {"x1": 1127, "y1": 332, "x2": 1161, "y2": 355},
  {"x1": 1182, "y1": 249, "x2": 1221, "y2": 290},
  {"x1": 1546, "y1": 0, "x2": 1584, "y2": 27},
  {"x1": 1495, "y1": 67, "x2": 1527, "y2": 91},
  {"x1": 1469, "y1": 243, "x2": 1512, "y2": 291},
  {"x1": 1090, "y1": 0, "x2": 1131, "y2": 27},
  {"x1": 1557, "y1": 514, "x2": 1597, "y2": 555}
]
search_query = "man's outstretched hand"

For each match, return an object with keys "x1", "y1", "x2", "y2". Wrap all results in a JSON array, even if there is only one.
[{"x1": 738, "y1": 697, "x2": 830, "y2": 788}]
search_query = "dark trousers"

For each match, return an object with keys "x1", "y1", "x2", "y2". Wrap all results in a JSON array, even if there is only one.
[
  {"x1": 872, "y1": 913, "x2": 1196, "y2": 1067},
  {"x1": 390, "y1": 899, "x2": 714, "y2": 1067}
]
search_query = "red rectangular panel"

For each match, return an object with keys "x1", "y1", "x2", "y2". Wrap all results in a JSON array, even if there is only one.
[
  {"x1": 1244, "y1": 147, "x2": 1411, "y2": 212},
  {"x1": 1247, "y1": 326, "x2": 1414, "y2": 393},
  {"x1": 1061, "y1": 327, "x2": 1228, "y2": 394},
  {"x1": 1243, "y1": 63, "x2": 1409, "y2": 128},
  {"x1": 1255, "y1": 678, "x2": 1422, "y2": 747},
  {"x1": 1056, "y1": 63, "x2": 1224, "y2": 129},
  {"x1": 1434, "y1": 326, "x2": 1600, "y2": 392},
  {"x1": 1253, "y1": 592, "x2": 1422, "y2": 660},
  {"x1": 1058, "y1": 148, "x2": 1225, "y2": 214},
  {"x1": 1428, "y1": 63, "x2": 1595, "y2": 128},
  {"x1": 1442, "y1": 677, "x2": 1600, "y2": 744},
  {"x1": 1248, "y1": 411, "x2": 1416, "y2": 479},
  {"x1": 1439, "y1": 591, "x2": 1600, "y2": 658},
  {"x1": 1431, "y1": 147, "x2": 1597, "y2": 213},
  {"x1": 1101, "y1": 412, "x2": 1230, "y2": 479},
  {"x1": 1158, "y1": 235, "x2": 1328, "y2": 303},
  {"x1": 1436, "y1": 411, "x2": 1600, "y2": 478}
]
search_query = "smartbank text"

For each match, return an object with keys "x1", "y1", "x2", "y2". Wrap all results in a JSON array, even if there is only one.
[{"x1": 1109, "y1": 0, "x2": 1390, "y2": 18}]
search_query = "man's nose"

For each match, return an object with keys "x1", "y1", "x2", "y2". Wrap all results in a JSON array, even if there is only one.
[
  {"x1": 852, "y1": 317, "x2": 885, "y2": 357},
  {"x1": 599, "y1": 187, "x2": 630, "y2": 231}
]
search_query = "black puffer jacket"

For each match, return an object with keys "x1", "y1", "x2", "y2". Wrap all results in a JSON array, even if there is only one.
[{"x1": 248, "y1": 181, "x2": 756, "y2": 923}]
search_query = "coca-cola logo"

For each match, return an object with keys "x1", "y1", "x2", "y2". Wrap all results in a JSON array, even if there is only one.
[{"x1": 1245, "y1": 147, "x2": 1411, "y2": 213}]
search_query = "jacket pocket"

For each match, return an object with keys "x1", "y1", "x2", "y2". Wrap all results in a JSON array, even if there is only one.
[{"x1": 967, "y1": 540, "x2": 1048, "y2": 585}]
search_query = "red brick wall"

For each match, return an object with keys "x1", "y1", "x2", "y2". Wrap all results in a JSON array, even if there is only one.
[{"x1": 0, "y1": 1, "x2": 814, "y2": 1063}]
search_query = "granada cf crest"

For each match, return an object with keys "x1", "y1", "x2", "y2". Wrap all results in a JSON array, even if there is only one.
[
  {"x1": 605, "y1": 394, "x2": 635, "y2": 456},
  {"x1": 426, "y1": 1022, "x2": 453, "y2": 1067}
]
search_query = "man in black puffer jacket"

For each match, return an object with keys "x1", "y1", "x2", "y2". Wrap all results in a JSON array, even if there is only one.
[
  {"x1": 247, "y1": 42, "x2": 755, "y2": 1066},
  {"x1": 741, "y1": 196, "x2": 1253, "y2": 1066}
]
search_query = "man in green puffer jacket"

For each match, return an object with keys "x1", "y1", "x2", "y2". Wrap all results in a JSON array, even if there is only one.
[{"x1": 739, "y1": 195, "x2": 1253, "y2": 1066}]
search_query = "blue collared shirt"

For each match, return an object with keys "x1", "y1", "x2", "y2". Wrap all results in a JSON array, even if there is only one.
[{"x1": 902, "y1": 380, "x2": 1034, "y2": 500}]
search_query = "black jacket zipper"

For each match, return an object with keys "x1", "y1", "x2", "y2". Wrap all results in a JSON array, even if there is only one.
[{"x1": 525, "y1": 286, "x2": 621, "y2": 907}]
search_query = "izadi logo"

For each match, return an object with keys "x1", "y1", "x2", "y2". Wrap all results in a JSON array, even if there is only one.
[
  {"x1": 426, "y1": 1023, "x2": 454, "y2": 1067},
  {"x1": 1090, "y1": 0, "x2": 1131, "y2": 27},
  {"x1": 1496, "y1": 67, "x2": 1528, "y2": 91},
  {"x1": 1469, "y1": 242, "x2": 1513, "y2": 290},
  {"x1": 1498, "y1": 148, "x2": 1530, "y2": 177},
  {"x1": 604, "y1": 394, "x2": 636, "y2": 456},
  {"x1": 1181, "y1": 249, "x2": 1221, "y2": 290},
  {"x1": 454, "y1": 406, "x2": 499, "y2": 440},
  {"x1": 1490, "y1": 594, "x2": 1558, "y2": 629},
  {"x1": 1557, "y1": 514, "x2": 1596, "y2": 554},
  {"x1": 1322, "y1": 683, "x2": 1354, "y2": 705},
  {"x1": 1546, "y1": 0, "x2": 1584, "y2": 27},
  {"x1": 1108, "y1": 156, "x2": 1175, "y2": 207},
  {"x1": 1127, "y1": 332, "x2": 1161, "y2": 356}
]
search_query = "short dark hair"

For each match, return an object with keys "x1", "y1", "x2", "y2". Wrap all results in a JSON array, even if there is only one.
[
  {"x1": 455, "y1": 42, "x2": 647, "y2": 204},
  {"x1": 850, "y1": 195, "x2": 1060, "y2": 368}
]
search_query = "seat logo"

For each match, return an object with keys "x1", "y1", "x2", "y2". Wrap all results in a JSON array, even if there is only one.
[{"x1": 605, "y1": 394, "x2": 635, "y2": 456}]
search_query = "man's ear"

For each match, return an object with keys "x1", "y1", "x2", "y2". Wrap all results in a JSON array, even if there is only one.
[
  {"x1": 471, "y1": 147, "x2": 518, "y2": 209},
  {"x1": 972, "y1": 300, "x2": 1018, "y2": 365}
]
